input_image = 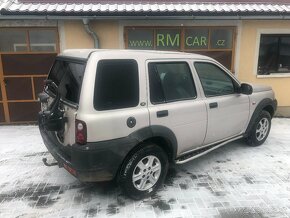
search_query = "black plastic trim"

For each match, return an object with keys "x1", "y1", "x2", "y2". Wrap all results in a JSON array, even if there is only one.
[
  {"x1": 129, "y1": 125, "x2": 178, "y2": 160},
  {"x1": 157, "y1": 110, "x2": 168, "y2": 118},
  {"x1": 209, "y1": 102, "x2": 218, "y2": 109},
  {"x1": 39, "y1": 124, "x2": 139, "y2": 182},
  {"x1": 39, "y1": 119, "x2": 178, "y2": 182},
  {"x1": 245, "y1": 98, "x2": 277, "y2": 137}
]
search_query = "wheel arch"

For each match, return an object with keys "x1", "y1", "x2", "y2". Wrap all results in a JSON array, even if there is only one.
[
  {"x1": 127, "y1": 125, "x2": 178, "y2": 162},
  {"x1": 115, "y1": 125, "x2": 177, "y2": 181},
  {"x1": 245, "y1": 98, "x2": 277, "y2": 136},
  {"x1": 263, "y1": 104, "x2": 275, "y2": 118}
]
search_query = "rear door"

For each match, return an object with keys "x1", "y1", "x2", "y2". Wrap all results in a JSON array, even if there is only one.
[
  {"x1": 80, "y1": 58, "x2": 150, "y2": 143},
  {"x1": 44, "y1": 57, "x2": 86, "y2": 146},
  {"x1": 193, "y1": 61, "x2": 250, "y2": 145},
  {"x1": 146, "y1": 60, "x2": 207, "y2": 155}
]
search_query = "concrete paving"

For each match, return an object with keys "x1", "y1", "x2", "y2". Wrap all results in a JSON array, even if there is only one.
[{"x1": 0, "y1": 118, "x2": 290, "y2": 218}]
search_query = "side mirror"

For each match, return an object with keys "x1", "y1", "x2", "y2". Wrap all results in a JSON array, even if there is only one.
[{"x1": 240, "y1": 83, "x2": 253, "y2": 95}]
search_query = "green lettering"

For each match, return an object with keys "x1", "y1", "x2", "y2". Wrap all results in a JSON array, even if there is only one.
[
  {"x1": 144, "y1": 40, "x2": 153, "y2": 47},
  {"x1": 185, "y1": 36, "x2": 192, "y2": 46},
  {"x1": 167, "y1": 34, "x2": 180, "y2": 47},
  {"x1": 200, "y1": 36, "x2": 207, "y2": 46},
  {"x1": 157, "y1": 34, "x2": 165, "y2": 47},
  {"x1": 129, "y1": 40, "x2": 153, "y2": 48},
  {"x1": 192, "y1": 37, "x2": 200, "y2": 46}
]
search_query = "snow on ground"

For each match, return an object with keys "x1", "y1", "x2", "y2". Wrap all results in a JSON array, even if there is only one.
[{"x1": 0, "y1": 118, "x2": 290, "y2": 218}]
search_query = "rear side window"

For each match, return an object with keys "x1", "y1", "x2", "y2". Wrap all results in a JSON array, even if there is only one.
[
  {"x1": 94, "y1": 59, "x2": 139, "y2": 110},
  {"x1": 148, "y1": 62, "x2": 197, "y2": 104},
  {"x1": 48, "y1": 59, "x2": 85, "y2": 104}
]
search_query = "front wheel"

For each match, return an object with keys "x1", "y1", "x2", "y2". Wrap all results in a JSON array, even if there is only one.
[
  {"x1": 118, "y1": 144, "x2": 168, "y2": 200},
  {"x1": 247, "y1": 110, "x2": 271, "y2": 146}
]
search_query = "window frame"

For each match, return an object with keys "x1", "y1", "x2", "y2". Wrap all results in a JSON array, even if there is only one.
[
  {"x1": 45, "y1": 56, "x2": 87, "y2": 107},
  {"x1": 0, "y1": 27, "x2": 59, "y2": 54},
  {"x1": 93, "y1": 59, "x2": 140, "y2": 111},
  {"x1": 147, "y1": 60, "x2": 198, "y2": 105},
  {"x1": 255, "y1": 29, "x2": 290, "y2": 78},
  {"x1": 257, "y1": 33, "x2": 290, "y2": 76},
  {"x1": 193, "y1": 60, "x2": 240, "y2": 98}
]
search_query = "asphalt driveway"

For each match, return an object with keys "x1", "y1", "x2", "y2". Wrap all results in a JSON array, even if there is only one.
[{"x1": 0, "y1": 118, "x2": 290, "y2": 218}]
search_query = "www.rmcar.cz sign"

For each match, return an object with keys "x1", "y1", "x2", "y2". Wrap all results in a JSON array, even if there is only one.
[{"x1": 127, "y1": 28, "x2": 233, "y2": 50}]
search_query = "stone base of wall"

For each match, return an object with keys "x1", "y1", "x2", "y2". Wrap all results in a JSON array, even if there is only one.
[{"x1": 275, "y1": 106, "x2": 290, "y2": 118}]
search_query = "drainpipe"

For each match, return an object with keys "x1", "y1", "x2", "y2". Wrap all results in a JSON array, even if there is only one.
[{"x1": 82, "y1": 18, "x2": 99, "y2": 48}]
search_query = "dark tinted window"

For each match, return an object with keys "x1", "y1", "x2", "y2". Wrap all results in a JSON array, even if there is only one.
[
  {"x1": 194, "y1": 62, "x2": 235, "y2": 97},
  {"x1": 94, "y1": 59, "x2": 139, "y2": 110},
  {"x1": 149, "y1": 62, "x2": 196, "y2": 104},
  {"x1": 258, "y1": 34, "x2": 290, "y2": 75},
  {"x1": 48, "y1": 59, "x2": 85, "y2": 103}
]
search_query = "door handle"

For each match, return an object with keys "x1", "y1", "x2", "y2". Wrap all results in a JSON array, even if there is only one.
[
  {"x1": 209, "y1": 102, "x2": 218, "y2": 109},
  {"x1": 157, "y1": 110, "x2": 168, "y2": 118}
]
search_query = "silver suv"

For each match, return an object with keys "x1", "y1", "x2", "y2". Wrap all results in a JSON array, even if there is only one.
[{"x1": 38, "y1": 49, "x2": 277, "y2": 199}]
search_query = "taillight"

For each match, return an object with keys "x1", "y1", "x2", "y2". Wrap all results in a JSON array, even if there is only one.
[{"x1": 75, "y1": 119, "x2": 87, "y2": 145}]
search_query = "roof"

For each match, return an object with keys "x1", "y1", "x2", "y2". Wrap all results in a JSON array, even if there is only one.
[
  {"x1": 1, "y1": 0, "x2": 290, "y2": 16},
  {"x1": 60, "y1": 49, "x2": 97, "y2": 59},
  {"x1": 15, "y1": 0, "x2": 290, "y2": 3},
  {"x1": 60, "y1": 49, "x2": 209, "y2": 60}
]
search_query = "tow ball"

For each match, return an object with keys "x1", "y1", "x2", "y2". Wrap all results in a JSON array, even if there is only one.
[{"x1": 42, "y1": 157, "x2": 58, "y2": 167}]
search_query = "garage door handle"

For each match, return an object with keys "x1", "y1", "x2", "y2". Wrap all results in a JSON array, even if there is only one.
[
  {"x1": 209, "y1": 102, "x2": 218, "y2": 109},
  {"x1": 157, "y1": 110, "x2": 168, "y2": 118}
]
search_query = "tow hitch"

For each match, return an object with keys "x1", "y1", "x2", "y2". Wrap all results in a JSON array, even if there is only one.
[{"x1": 42, "y1": 157, "x2": 58, "y2": 167}]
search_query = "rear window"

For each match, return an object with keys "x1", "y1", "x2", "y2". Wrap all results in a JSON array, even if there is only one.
[
  {"x1": 48, "y1": 59, "x2": 86, "y2": 104},
  {"x1": 94, "y1": 59, "x2": 139, "y2": 110},
  {"x1": 148, "y1": 62, "x2": 197, "y2": 104}
]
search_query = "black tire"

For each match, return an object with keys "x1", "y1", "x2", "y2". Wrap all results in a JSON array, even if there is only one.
[
  {"x1": 118, "y1": 144, "x2": 169, "y2": 200},
  {"x1": 247, "y1": 110, "x2": 271, "y2": 146}
]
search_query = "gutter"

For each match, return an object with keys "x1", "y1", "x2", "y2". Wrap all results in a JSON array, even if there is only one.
[
  {"x1": 82, "y1": 18, "x2": 99, "y2": 49},
  {"x1": 0, "y1": 15, "x2": 289, "y2": 20}
]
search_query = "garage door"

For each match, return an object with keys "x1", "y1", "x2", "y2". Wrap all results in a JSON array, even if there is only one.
[{"x1": 0, "y1": 28, "x2": 58, "y2": 124}]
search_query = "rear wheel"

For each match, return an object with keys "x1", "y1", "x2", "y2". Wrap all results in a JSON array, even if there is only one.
[
  {"x1": 247, "y1": 110, "x2": 271, "y2": 146},
  {"x1": 118, "y1": 144, "x2": 168, "y2": 200}
]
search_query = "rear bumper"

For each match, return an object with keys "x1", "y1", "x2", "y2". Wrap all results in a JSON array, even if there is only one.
[{"x1": 39, "y1": 124, "x2": 138, "y2": 182}]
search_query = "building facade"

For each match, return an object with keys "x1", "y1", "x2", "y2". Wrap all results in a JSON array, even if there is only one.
[{"x1": 0, "y1": 0, "x2": 290, "y2": 123}]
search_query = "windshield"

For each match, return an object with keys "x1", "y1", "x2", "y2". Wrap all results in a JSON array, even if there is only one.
[{"x1": 47, "y1": 58, "x2": 86, "y2": 104}]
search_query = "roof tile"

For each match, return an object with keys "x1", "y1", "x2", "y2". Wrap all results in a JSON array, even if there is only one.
[{"x1": 1, "y1": 0, "x2": 290, "y2": 15}]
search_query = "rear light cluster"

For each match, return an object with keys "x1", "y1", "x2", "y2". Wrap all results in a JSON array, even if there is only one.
[{"x1": 75, "y1": 119, "x2": 87, "y2": 145}]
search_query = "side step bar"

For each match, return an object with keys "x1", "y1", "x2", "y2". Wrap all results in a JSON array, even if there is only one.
[{"x1": 175, "y1": 135, "x2": 243, "y2": 164}]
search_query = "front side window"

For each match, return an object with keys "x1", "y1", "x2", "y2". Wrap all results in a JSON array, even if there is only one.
[
  {"x1": 148, "y1": 62, "x2": 196, "y2": 104},
  {"x1": 48, "y1": 59, "x2": 85, "y2": 104},
  {"x1": 258, "y1": 34, "x2": 290, "y2": 75},
  {"x1": 94, "y1": 59, "x2": 139, "y2": 110},
  {"x1": 194, "y1": 62, "x2": 235, "y2": 97}
]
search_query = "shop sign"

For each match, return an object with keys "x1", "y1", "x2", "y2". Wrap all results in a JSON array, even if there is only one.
[
  {"x1": 127, "y1": 27, "x2": 233, "y2": 50},
  {"x1": 156, "y1": 29, "x2": 180, "y2": 50},
  {"x1": 184, "y1": 28, "x2": 208, "y2": 49},
  {"x1": 127, "y1": 29, "x2": 154, "y2": 49}
]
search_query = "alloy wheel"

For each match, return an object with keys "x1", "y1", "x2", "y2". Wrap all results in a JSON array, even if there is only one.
[{"x1": 132, "y1": 155, "x2": 161, "y2": 191}]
